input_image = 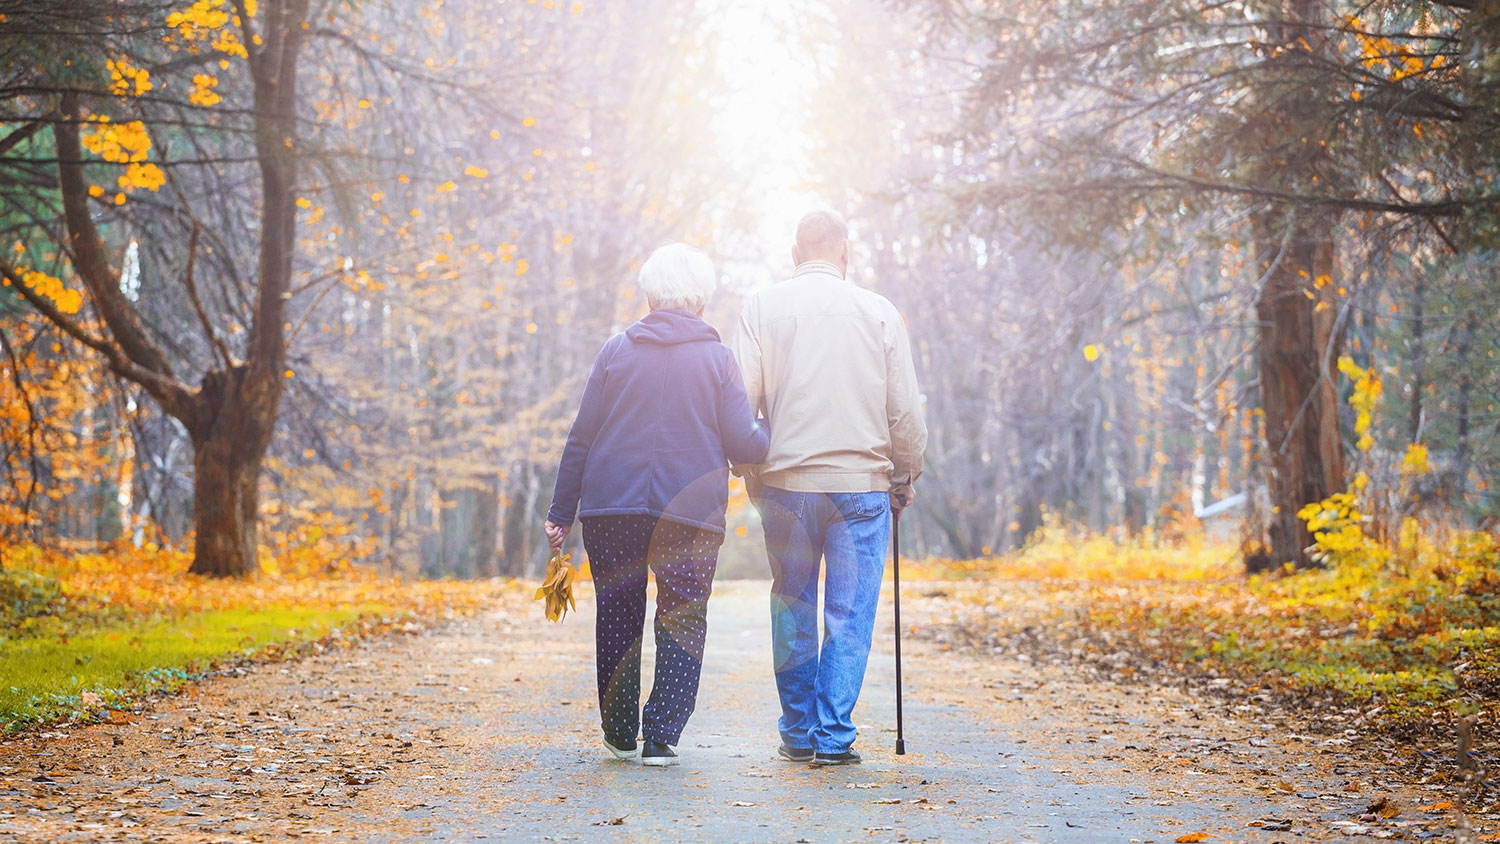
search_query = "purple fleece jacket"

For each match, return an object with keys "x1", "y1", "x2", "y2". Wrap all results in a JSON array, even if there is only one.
[{"x1": 546, "y1": 309, "x2": 769, "y2": 534}]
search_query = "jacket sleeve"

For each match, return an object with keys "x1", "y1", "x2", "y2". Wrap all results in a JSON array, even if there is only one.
[
  {"x1": 718, "y1": 350, "x2": 771, "y2": 466},
  {"x1": 546, "y1": 338, "x2": 615, "y2": 526},
  {"x1": 885, "y1": 308, "x2": 928, "y2": 498},
  {"x1": 729, "y1": 298, "x2": 765, "y2": 417}
]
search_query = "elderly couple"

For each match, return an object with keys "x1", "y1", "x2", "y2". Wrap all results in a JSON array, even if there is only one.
[{"x1": 543, "y1": 210, "x2": 927, "y2": 767}]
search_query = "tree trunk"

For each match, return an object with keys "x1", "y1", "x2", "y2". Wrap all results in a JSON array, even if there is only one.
[
  {"x1": 1451, "y1": 311, "x2": 1479, "y2": 492},
  {"x1": 473, "y1": 473, "x2": 500, "y2": 578},
  {"x1": 190, "y1": 435, "x2": 260, "y2": 577},
  {"x1": 498, "y1": 472, "x2": 530, "y2": 577},
  {"x1": 1407, "y1": 279, "x2": 1426, "y2": 443},
  {"x1": 1253, "y1": 211, "x2": 1345, "y2": 568},
  {"x1": 187, "y1": 365, "x2": 281, "y2": 577}
]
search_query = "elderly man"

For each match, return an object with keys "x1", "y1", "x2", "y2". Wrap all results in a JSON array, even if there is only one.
[{"x1": 732, "y1": 210, "x2": 927, "y2": 766}]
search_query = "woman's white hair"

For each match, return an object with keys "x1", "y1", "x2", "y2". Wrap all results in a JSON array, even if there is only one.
[{"x1": 638, "y1": 242, "x2": 716, "y2": 312}]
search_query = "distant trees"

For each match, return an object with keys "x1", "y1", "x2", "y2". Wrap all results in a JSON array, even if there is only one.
[
  {"x1": 1, "y1": 0, "x2": 734, "y2": 578},
  {"x1": 813, "y1": 0, "x2": 1499, "y2": 564}
]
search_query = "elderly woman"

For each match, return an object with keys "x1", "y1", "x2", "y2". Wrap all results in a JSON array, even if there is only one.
[{"x1": 544, "y1": 243, "x2": 769, "y2": 767}]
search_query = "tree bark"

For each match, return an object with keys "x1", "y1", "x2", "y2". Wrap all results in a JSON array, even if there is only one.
[
  {"x1": 1407, "y1": 279, "x2": 1426, "y2": 443},
  {"x1": 191, "y1": 430, "x2": 261, "y2": 577},
  {"x1": 1253, "y1": 211, "x2": 1345, "y2": 568}
]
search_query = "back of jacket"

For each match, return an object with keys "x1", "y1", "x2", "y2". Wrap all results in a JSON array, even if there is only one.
[
  {"x1": 546, "y1": 309, "x2": 769, "y2": 534},
  {"x1": 731, "y1": 261, "x2": 926, "y2": 496}
]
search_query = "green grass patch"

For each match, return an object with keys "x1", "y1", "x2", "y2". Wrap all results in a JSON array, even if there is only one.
[{"x1": 0, "y1": 604, "x2": 378, "y2": 728}]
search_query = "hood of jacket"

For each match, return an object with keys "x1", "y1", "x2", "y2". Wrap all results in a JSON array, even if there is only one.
[{"x1": 625, "y1": 309, "x2": 721, "y2": 346}]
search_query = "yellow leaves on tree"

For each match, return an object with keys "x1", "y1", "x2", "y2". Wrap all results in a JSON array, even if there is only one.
[
  {"x1": 1401, "y1": 443, "x2": 1431, "y2": 476},
  {"x1": 119, "y1": 162, "x2": 166, "y2": 191},
  {"x1": 14, "y1": 269, "x2": 84, "y2": 315},
  {"x1": 1345, "y1": 16, "x2": 1443, "y2": 84},
  {"x1": 1336, "y1": 356, "x2": 1381, "y2": 452},
  {"x1": 81, "y1": 117, "x2": 151, "y2": 164},
  {"x1": 189, "y1": 73, "x2": 222, "y2": 106},
  {"x1": 106, "y1": 58, "x2": 152, "y2": 97},
  {"x1": 166, "y1": 0, "x2": 249, "y2": 59},
  {"x1": 0, "y1": 320, "x2": 116, "y2": 528},
  {"x1": 81, "y1": 117, "x2": 165, "y2": 197}
]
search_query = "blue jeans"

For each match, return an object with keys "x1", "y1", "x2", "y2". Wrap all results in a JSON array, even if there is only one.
[{"x1": 757, "y1": 487, "x2": 890, "y2": 754}]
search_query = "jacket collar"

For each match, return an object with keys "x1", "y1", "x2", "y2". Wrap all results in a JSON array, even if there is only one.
[{"x1": 792, "y1": 260, "x2": 845, "y2": 279}]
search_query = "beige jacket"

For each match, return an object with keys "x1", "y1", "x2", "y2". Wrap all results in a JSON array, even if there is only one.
[{"x1": 730, "y1": 261, "x2": 927, "y2": 498}]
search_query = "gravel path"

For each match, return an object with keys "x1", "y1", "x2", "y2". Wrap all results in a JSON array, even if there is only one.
[{"x1": 0, "y1": 580, "x2": 1461, "y2": 842}]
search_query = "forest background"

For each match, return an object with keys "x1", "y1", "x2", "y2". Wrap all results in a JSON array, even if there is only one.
[{"x1": 0, "y1": 0, "x2": 1497, "y2": 742}]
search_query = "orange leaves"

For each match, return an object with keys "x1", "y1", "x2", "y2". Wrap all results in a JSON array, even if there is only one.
[
  {"x1": 534, "y1": 550, "x2": 577, "y2": 622},
  {"x1": 166, "y1": 0, "x2": 248, "y2": 59},
  {"x1": 0, "y1": 319, "x2": 116, "y2": 527},
  {"x1": 81, "y1": 117, "x2": 151, "y2": 164},
  {"x1": 119, "y1": 162, "x2": 166, "y2": 191},
  {"x1": 189, "y1": 73, "x2": 222, "y2": 107},
  {"x1": 1343, "y1": 16, "x2": 1448, "y2": 86},
  {"x1": 106, "y1": 58, "x2": 152, "y2": 97},
  {"x1": 18, "y1": 269, "x2": 83, "y2": 315},
  {"x1": 1175, "y1": 835, "x2": 1211, "y2": 843},
  {"x1": 80, "y1": 117, "x2": 163, "y2": 197}
]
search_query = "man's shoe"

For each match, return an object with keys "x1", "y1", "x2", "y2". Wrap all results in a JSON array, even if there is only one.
[
  {"x1": 777, "y1": 744, "x2": 814, "y2": 763},
  {"x1": 641, "y1": 740, "x2": 679, "y2": 767},
  {"x1": 603, "y1": 735, "x2": 638, "y2": 759},
  {"x1": 813, "y1": 749, "x2": 862, "y2": 766}
]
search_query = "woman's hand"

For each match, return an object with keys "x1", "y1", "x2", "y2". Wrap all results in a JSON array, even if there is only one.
[{"x1": 544, "y1": 521, "x2": 571, "y2": 551}]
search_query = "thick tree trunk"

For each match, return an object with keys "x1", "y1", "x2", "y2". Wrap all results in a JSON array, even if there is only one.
[
  {"x1": 1254, "y1": 211, "x2": 1345, "y2": 568},
  {"x1": 191, "y1": 435, "x2": 261, "y2": 577},
  {"x1": 187, "y1": 365, "x2": 281, "y2": 577}
]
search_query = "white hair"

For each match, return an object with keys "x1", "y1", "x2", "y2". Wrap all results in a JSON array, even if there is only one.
[{"x1": 638, "y1": 242, "x2": 716, "y2": 312}]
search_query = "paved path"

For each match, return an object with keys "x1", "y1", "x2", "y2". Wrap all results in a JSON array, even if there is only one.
[{"x1": 0, "y1": 580, "x2": 1454, "y2": 842}]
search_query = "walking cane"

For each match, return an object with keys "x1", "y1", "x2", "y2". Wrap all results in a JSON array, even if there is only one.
[{"x1": 893, "y1": 509, "x2": 907, "y2": 756}]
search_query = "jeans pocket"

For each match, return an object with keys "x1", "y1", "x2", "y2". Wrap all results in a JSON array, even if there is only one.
[
  {"x1": 845, "y1": 492, "x2": 889, "y2": 521},
  {"x1": 762, "y1": 488, "x2": 804, "y2": 522}
]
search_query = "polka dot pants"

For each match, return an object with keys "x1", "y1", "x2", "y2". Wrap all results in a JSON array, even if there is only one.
[{"x1": 582, "y1": 515, "x2": 721, "y2": 747}]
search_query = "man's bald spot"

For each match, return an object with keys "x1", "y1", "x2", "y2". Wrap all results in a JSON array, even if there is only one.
[{"x1": 795, "y1": 210, "x2": 849, "y2": 263}]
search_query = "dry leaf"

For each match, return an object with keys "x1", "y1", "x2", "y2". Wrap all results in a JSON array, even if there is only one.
[
  {"x1": 1176, "y1": 834, "x2": 1211, "y2": 843},
  {"x1": 534, "y1": 550, "x2": 577, "y2": 623}
]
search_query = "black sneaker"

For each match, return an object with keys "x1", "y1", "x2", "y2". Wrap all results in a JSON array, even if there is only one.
[
  {"x1": 778, "y1": 744, "x2": 814, "y2": 763},
  {"x1": 813, "y1": 749, "x2": 862, "y2": 766},
  {"x1": 603, "y1": 735, "x2": 638, "y2": 759},
  {"x1": 641, "y1": 740, "x2": 679, "y2": 767}
]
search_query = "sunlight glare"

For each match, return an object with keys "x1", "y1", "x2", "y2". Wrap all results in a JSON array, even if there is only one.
[{"x1": 708, "y1": 0, "x2": 826, "y2": 287}]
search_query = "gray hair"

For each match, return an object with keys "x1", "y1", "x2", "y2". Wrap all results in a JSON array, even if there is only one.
[
  {"x1": 638, "y1": 242, "x2": 716, "y2": 312},
  {"x1": 795, "y1": 210, "x2": 848, "y2": 260}
]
